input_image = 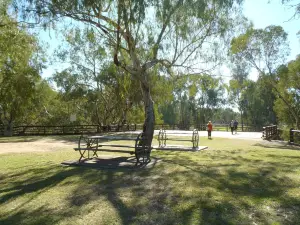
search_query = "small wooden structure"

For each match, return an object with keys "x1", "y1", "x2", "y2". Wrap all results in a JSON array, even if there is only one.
[
  {"x1": 289, "y1": 129, "x2": 300, "y2": 146},
  {"x1": 154, "y1": 129, "x2": 205, "y2": 151},
  {"x1": 262, "y1": 125, "x2": 279, "y2": 140}
]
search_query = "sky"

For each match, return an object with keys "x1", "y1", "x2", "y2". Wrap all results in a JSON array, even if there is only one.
[
  {"x1": 39, "y1": 0, "x2": 300, "y2": 81},
  {"x1": 243, "y1": 0, "x2": 300, "y2": 80}
]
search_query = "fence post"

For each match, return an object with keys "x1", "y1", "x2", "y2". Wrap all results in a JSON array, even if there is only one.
[{"x1": 290, "y1": 128, "x2": 294, "y2": 144}]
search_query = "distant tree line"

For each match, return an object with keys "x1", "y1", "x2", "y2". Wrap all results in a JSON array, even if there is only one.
[{"x1": 0, "y1": 1, "x2": 299, "y2": 136}]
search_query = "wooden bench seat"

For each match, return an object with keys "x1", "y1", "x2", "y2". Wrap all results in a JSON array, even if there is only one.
[
  {"x1": 75, "y1": 133, "x2": 150, "y2": 163},
  {"x1": 157, "y1": 129, "x2": 199, "y2": 148}
]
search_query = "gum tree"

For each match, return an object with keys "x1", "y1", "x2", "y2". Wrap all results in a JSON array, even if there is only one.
[
  {"x1": 274, "y1": 57, "x2": 300, "y2": 129},
  {"x1": 17, "y1": 0, "x2": 243, "y2": 148},
  {"x1": 230, "y1": 25, "x2": 293, "y2": 126},
  {"x1": 0, "y1": 5, "x2": 43, "y2": 135}
]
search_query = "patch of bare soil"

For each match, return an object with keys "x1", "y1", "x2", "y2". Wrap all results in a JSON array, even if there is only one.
[{"x1": 0, "y1": 138, "x2": 76, "y2": 154}]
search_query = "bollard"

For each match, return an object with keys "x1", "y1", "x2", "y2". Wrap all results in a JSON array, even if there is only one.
[{"x1": 290, "y1": 128, "x2": 294, "y2": 144}]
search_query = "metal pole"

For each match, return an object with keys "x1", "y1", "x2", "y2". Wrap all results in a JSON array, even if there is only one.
[{"x1": 290, "y1": 128, "x2": 294, "y2": 144}]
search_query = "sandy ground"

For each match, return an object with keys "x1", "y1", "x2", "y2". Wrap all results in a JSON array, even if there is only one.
[
  {"x1": 0, "y1": 130, "x2": 263, "y2": 155},
  {"x1": 142, "y1": 130, "x2": 262, "y2": 140},
  {"x1": 0, "y1": 138, "x2": 76, "y2": 154}
]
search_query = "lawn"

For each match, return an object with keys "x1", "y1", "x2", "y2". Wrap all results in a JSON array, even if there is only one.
[{"x1": 0, "y1": 136, "x2": 300, "y2": 225}]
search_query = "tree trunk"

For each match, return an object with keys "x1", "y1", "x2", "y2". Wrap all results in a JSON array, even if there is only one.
[
  {"x1": 4, "y1": 122, "x2": 13, "y2": 136},
  {"x1": 140, "y1": 81, "x2": 155, "y2": 148},
  {"x1": 241, "y1": 110, "x2": 244, "y2": 132}
]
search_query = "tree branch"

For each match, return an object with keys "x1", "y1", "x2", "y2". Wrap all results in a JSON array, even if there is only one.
[{"x1": 152, "y1": 1, "x2": 182, "y2": 60}]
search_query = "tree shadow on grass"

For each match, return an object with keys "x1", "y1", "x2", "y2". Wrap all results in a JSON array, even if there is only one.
[
  {"x1": 253, "y1": 142, "x2": 300, "y2": 151},
  {"x1": 1, "y1": 150, "x2": 300, "y2": 225},
  {"x1": 63, "y1": 151, "x2": 300, "y2": 224},
  {"x1": 62, "y1": 156, "x2": 160, "y2": 171},
  {"x1": 160, "y1": 155, "x2": 300, "y2": 224},
  {"x1": 0, "y1": 166, "x2": 86, "y2": 205},
  {"x1": 0, "y1": 205, "x2": 75, "y2": 225}
]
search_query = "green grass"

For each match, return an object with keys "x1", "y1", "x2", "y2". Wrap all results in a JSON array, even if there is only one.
[{"x1": 1, "y1": 137, "x2": 300, "y2": 225}]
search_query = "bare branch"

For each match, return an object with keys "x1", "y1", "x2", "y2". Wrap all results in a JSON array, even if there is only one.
[{"x1": 152, "y1": 1, "x2": 182, "y2": 60}]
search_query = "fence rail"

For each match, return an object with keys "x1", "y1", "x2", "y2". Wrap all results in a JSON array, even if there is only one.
[
  {"x1": 262, "y1": 125, "x2": 280, "y2": 140},
  {"x1": 0, "y1": 124, "x2": 137, "y2": 136},
  {"x1": 289, "y1": 129, "x2": 300, "y2": 146},
  {"x1": 0, "y1": 122, "x2": 263, "y2": 137},
  {"x1": 154, "y1": 123, "x2": 262, "y2": 132}
]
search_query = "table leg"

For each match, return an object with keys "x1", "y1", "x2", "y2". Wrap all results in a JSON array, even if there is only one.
[{"x1": 79, "y1": 149, "x2": 86, "y2": 162}]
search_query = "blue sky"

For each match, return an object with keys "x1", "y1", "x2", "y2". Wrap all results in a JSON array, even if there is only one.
[{"x1": 39, "y1": 0, "x2": 300, "y2": 80}]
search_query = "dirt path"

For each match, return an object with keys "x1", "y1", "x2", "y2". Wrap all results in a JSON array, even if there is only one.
[
  {"x1": 0, "y1": 138, "x2": 76, "y2": 155},
  {"x1": 129, "y1": 130, "x2": 263, "y2": 140}
]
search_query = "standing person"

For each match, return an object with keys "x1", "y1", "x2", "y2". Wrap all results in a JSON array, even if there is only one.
[
  {"x1": 207, "y1": 121, "x2": 213, "y2": 139},
  {"x1": 230, "y1": 120, "x2": 234, "y2": 135},
  {"x1": 234, "y1": 120, "x2": 238, "y2": 134}
]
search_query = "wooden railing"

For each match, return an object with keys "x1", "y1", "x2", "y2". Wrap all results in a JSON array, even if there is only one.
[
  {"x1": 153, "y1": 123, "x2": 262, "y2": 132},
  {"x1": 0, "y1": 122, "x2": 264, "y2": 137},
  {"x1": 0, "y1": 124, "x2": 137, "y2": 136},
  {"x1": 289, "y1": 129, "x2": 300, "y2": 146},
  {"x1": 262, "y1": 125, "x2": 280, "y2": 140}
]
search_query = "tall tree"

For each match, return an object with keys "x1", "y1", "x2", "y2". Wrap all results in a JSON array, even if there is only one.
[
  {"x1": 53, "y1": 27, "x2": 143, "y2": 126},
  {"x1": 228, "y1": 59, "x2": 249, "y2": 128},
  {"x1": 230, "y1": 25, "x2": 292, "y2": 126},
  {"x1": 0, "y1": 7, "x2": 44, "y2": 135},
  {"x1": 231, "y1": 25, "x2": 289, "y2": 75},
  {"x1": 274, "y1": 56, "x2": 300, "y2": 129},
  {"x1": 239, "y1": 78, "x2": 277, "y2": 127},
  {"x1": 17, "y1": 0, "x2": 243, "y2": 148}
]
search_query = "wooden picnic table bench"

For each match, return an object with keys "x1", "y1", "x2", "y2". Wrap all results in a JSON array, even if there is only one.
[
  {"x1": 156, "y1": 129, "x2": 199, "y2": 149},
  {"x1": 74, "y1": 132, "x2": 151, "y2": 164}
]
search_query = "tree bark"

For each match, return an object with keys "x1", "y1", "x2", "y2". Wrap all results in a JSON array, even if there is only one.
[{"x1": 140, "y1": 80, "x2": 155, "y2": 149}]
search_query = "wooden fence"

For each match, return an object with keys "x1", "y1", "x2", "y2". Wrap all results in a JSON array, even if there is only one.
[
  {"x1": 289, "y1": 129, "x2": 300, "y2": 146},
  {"x1": 0, "y1": 122, "x2": 263, "y2": 137},
  {"x1": 0, "y1": 124, "x2": 137, "y2": 136},
  {"x1": 262, "y1": 125, "x2": 280, "y2": 140},
  {"x1": 154, "y1": 123, "x2": 262, "y2": 132}
]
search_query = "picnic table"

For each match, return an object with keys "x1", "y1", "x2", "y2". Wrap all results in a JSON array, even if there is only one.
[
  {"x1": 74, "y1": 132, "x2": 151, "y2": 164},
  {"x1": 155, "y1": 129, "x2": 200, "y2": 150}
]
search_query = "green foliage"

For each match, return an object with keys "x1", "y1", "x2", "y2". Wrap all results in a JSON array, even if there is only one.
[
  {"x1": 231, "y1": 25, "x2": 289, "y2": 74},
  {"x1": 0, "y1": 9, "x2": 50, "y2": 132},
  {"x1": 238, "y1": 77, "x2": 277, "y2": 126},
  {"x1": 52, "y1": 27, "x2": 146, "y2": 125},
  {"x1": 229, "y1": 25, "x2": 293, "y2": 128},
  {"x1": 159, "y1": 74, "x2": 226, "y2": 125},
  {"x1": 274, "y1": 56, "x2": 300, "y2": 129},
  {"x1": 12, "y1": 0, "x2": 244, "y2": 137}
]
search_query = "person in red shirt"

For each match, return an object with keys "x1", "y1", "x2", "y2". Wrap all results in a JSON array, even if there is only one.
[{"x1": 207, "y1": 121, "x2": 213, "y2": 139}]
